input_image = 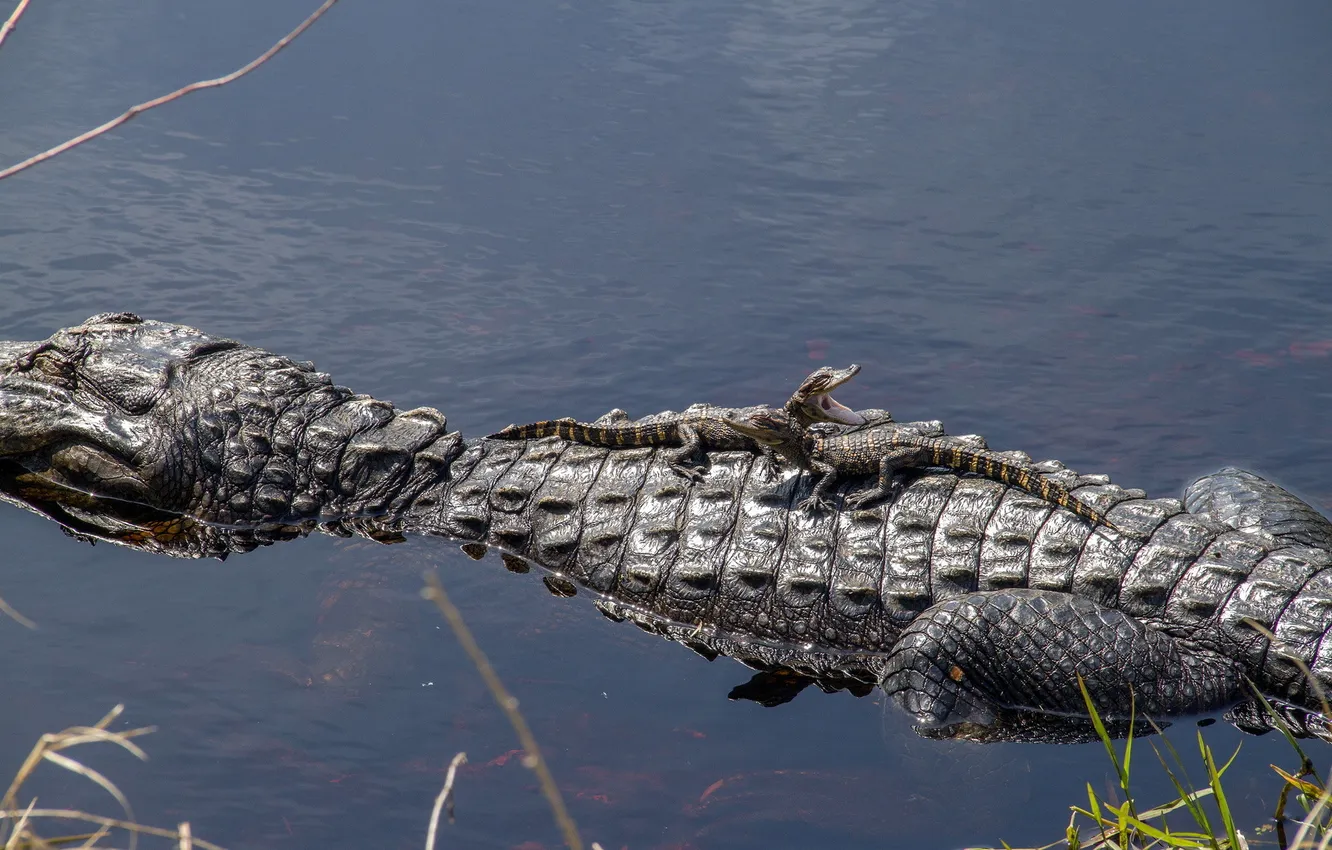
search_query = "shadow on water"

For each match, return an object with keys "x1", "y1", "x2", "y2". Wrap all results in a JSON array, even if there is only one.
[{"x1": 2, "y1": 0, "x2": 1332, "y2": 846}]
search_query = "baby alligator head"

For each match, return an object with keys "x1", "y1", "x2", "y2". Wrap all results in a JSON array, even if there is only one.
[
  {"x1": 723, "y1": 408, "x2": 807, "y2": 470},
  {"x1": 786, "y1": 364, "x2": 867, "y2": 428}
]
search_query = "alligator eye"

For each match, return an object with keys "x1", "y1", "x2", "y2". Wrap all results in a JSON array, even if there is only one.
[
  {"x1": 30, "y1": 352, "x2": 77, "y2": 388},
  {"x1": 187, "y1": 340, "x2": 244, "y2": 360}
]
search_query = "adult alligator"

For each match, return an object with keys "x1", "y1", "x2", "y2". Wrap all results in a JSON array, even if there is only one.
[{"x1": 2, "y1": 313, "x2": 1331, "y2": 743}]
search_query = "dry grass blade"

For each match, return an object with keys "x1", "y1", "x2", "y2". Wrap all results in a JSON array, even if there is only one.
[
  {"x1": 424, "y1": 752, "x2": 467, "y2": 850},
  {"x1": 0, "y1": 592, "x2": 37, "y2": 630},
  {"x1": 0, "y1": 810, "x2": 224, "y2": 850},
  {"x1": 2, "y1": 709, "x2": 154, "y2": 814},
  {"x1": 421, "y1": 571, "x2": 585, "y2": 850},
  {"x1": 78, "y1": 822, "x2": 113, "y2": 848},
  {"x1": 0, "y1": 706, "x2": 218, "y2": 850},
  {"x1": 39, "y1": 751, "x2": 135, "y2": 838},
  {"x1": 0, "y1": 0, "x2": 32, "y2": 53},
  {"x1": 0, "y1": 0, "x2": 338, "y2": 182},
  {"x1": 4, "y1": 799, "x2": 36, "y2": 850}
]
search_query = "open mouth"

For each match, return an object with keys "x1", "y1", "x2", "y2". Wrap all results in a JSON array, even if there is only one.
[{"x1": 811, "y1": 393, "x2": 866, "y2": 426}]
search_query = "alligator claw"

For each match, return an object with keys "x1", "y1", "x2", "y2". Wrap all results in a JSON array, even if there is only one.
[
  {"x1": 798, "y1": 494, "x2": 834, "y2": 514},
  {"x1": 670, "y1": 463, "x2": 708, "y2": 482},
  {"x1": 845, "y1": 488, "x2": 889, "y2": 510}
]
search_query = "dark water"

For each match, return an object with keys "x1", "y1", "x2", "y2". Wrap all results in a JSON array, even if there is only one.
[{"x1": 2, "y1": 0, "x2": 1332, "y2": 847}]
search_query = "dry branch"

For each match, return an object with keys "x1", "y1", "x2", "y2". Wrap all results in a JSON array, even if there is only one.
[
  {"x1": 424, "y1": 752, "x2": 467, "y2": 850},
  {"x1": 421, "y1": 572, "x2": 586, "y2": 850},
  {"x1": 0, "y1": 0, "x2": 338, "y2": 182},
  {"x1": 0, "y1": 0, "x2": 32, "y2": 53}
]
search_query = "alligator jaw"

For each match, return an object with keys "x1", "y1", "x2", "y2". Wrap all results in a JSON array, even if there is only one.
[
  {"x1": 789, "y1": 364, "x2": 867, "y2": 426},
  {"x1": 808, "y1": 392, "x2": 866, "y2": 426},
  {"x1": 0, "y1": 340, "x2": 37, "y2": 374},
  {"x1": 0, "y1": 317, "x2": 174, "y2": 508}
]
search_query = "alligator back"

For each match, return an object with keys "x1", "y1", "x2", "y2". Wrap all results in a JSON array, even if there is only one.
[{"x1": 421, "y1": 422, "x2": 1326, "y2": 689}]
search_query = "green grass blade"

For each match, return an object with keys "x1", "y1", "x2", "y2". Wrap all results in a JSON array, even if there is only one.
[
  {"x1": 1149, "y1": 739, "x2": 1217, "y2": 847},
  {"x1": 1199, "y1": 731, "x2": 1241, "y2": 850},
  {"x1": 1137, "y1": 786, "x2": 1215, "y2": 822},
  {"x1": 1123, "y1": 688, "x2": 1136, "y2": 785}
]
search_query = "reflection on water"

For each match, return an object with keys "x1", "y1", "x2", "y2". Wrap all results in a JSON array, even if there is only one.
[{"x1": 2, "y1": 0, "x2": 1332, "y2": 846}]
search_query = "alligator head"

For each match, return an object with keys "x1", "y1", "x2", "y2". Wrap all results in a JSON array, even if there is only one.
[
  {"x1": 0, "y1": 313, "x2": 229, "y2": 506},
  {"x1": 787, "y1": 364, "x2": 867, "y2": 428},
  {"x1": 0, "y1": 312, "x2": 459, "y2": 557},
  {"x1": 722, "y1": 408, "x2": 807, "y2": 470}
]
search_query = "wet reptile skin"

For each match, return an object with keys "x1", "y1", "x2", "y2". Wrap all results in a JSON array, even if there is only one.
[
  {"x1": 487, "y1": 365, "x2": 865, "y2": 481},
  {"x1": 725, "y1": 410, "x2": 1121, "y2": 536},
  {"x1": 2, "y1": 314, "x2": 1331, "y2": 742}
]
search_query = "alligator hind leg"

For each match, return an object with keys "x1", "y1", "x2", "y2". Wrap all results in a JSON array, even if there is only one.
[
  {"x1": 666, "y1": 423, "x2": 707, "y2": 481},
  {"x1": 881, "y1": 589, "x2": 1246, "y2": 737},
  {"x1": 843, "y1": 447, "x2": 921, "y2": 509},
  {"x1": 593, "y1": 408, "x2": 631, "y2": 425}
]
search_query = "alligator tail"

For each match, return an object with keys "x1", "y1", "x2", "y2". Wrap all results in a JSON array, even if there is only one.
[
  {"x1": 925, "y1": 441, "x2": 1119, "y2": 532},
  {"x1": 488, "y1": 418, "x2": 679, "y2": 447},
  {"x1": 488, "y1": 418, "x2": 580, "y2": 440}
]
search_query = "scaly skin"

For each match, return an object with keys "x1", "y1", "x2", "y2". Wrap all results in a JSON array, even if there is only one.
[
  {"x1": 724, "y1": 409, "x2": 1120, "y2": 534},
  {"x1": 487, "y1": 365, "x2": 866, "y2": 481},
  {"x1": 3, "y1": 314, "x2": 1332, "y2": 743}
]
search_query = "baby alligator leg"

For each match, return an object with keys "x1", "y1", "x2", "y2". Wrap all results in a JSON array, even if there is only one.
[
  {"x1": 843, "y1": 447, "x2": 923, "y2": 509},
  {"x1": 797, "y1": 458, "x2": 841, "y2": 513},
  {"x1": 880, "y1": 588, "x2": 1247, "y2": 739},
  {"x1": 666, "y1": 423, "x2": 707, "y2": 481}
]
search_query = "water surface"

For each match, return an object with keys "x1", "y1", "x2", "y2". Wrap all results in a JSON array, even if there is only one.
[{"x1": 2, "y1": 0, "x2": 1331, "y2": 847}]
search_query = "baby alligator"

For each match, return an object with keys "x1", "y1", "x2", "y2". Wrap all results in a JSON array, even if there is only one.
[
  {"x1": 486, "y1": 365, "x2": 867, "y2": 481},
  {"x1": 725, "y1": 408, "x2": 1121, "y2": 532}
]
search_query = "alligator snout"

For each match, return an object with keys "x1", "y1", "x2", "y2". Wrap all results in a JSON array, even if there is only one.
[
  {"x1": 0, "y1": 340, "x2": 38, "y2": 377},
  {"x1": 0, "y1": 374, "x2": 146, "y2": 459}
]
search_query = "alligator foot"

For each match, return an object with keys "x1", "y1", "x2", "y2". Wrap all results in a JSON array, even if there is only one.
[
  {"x1": 755, "y1": 453, "x2": 782, "y2": 482},
  {"x1": 844, "y1": 490, "x2": 884, "y2": 510},
  {"x1": 669, "y1": 462, "x2": 708, "y2": 482},
  {"x1": 844, "y1": 482, "x2": 899, "y2": 510},
  {"x1": 797, "y1": 493, "x2": 835, "y2": 513}
]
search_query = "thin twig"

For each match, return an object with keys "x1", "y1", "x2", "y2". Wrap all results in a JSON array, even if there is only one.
[
  {"x1": 424, "y1": 752, "x2": 467, "y2": 850},
  {"x1": 0, "y1": 0, "x2": 338, "y2": 182},
  {"x1": 0, "y1": 0, "x2": 31, "y2": 53},
  {"x1": 421, "y1": 572, "x2": 584, "y2": 850},
  {"x1": 0, "y1": 591, "x2": 36, "y2": 630}
]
